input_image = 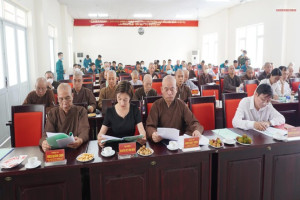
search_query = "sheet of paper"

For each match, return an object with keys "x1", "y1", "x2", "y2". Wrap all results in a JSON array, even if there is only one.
[
  {"x1": 101, "y1": 135, "x2": 122, "y2": 144},
  {"x1": 177, "y1": 134, "x2": 209, "y2": 149},
  {"x1": 46, "y1": 132, "x2": 66, "y2": 137},
  {"x1": 255, "y1": 127, "x2": 287, "y2": 138},
  {"x1": 212, "y1": 129, "x2": 241, "y2": 140},
  {"x1": 56, "y1": 134, "x2": 75, "y2": 148},
  {"x1": 157, "y1": 128, "x2": 179, "y2": 141}
]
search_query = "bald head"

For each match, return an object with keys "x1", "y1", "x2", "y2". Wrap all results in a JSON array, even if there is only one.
[
  {"x1": 143, "y1": 74, "x2": 153, "y2": 93},
  {"x1": 57, "y1": 83, "x2": 72, "y2": 96},
  {"x1": 162, "y1": 75, "x2": 176, "y2": 87},
  {"x1": 57, "y1": 83, "x2": 73, "y2": 112},
  {"x1": 143, "y1": 74, "x2": 152, "y2": 83},
  {"x1": 35, "y1": 77, "x2": 47, "y2": 97},
  {"x1": 183, "y1": 70, "x2": 189, "y2": 82},
  {"x1": 107, "y1": 70, "x2": 117, "y2": 88},
  {"x1": 73, "y1": 70, "x2": 83, "y2": 78},
  {"x1": 175, "y1": 69, "x2": 184, "y2": 86},
  {"x1": 162, "y1": 75, "x2": 177, "y2": 105}
]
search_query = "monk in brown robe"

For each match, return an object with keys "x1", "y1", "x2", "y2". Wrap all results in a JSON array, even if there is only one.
[
  {"x1": 199, "y1": 65, "x2": 213, "y2": 85},
  {"x1": 175, "y1": 69, "x2": 192, "y2": 102},
  {"x1": 98, "y1": 70, "x2": 117, "y2": 110},
  {"x1": 72, "y1": 71, "x2": 96, "y2": 113},
  {"x1": 146, "y1": 75, "x2": 203, "y2": 143},
  {"x1": 23, "y1": 77, "x2": 55, "y2": 113},
  {"x1": 133, "y1": 74, "x2": 157, "y2": 100},
  {"x1": 40, "y1": 83, "x2": 89, "y2": 152},
  {"x1": 241, "y1": 66, "x2": 257, "y2": 82}
]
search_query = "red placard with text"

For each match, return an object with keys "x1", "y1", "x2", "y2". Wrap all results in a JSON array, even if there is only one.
[
  {"x1": 45, "y1": 149, "x2": 65, "y2": 162},
  {"x1": 184, "y1": 137, "x2": 199, "y2": 149},
  {"x1": 119, "y1": 142, "x2": 136, "y2": 155}
]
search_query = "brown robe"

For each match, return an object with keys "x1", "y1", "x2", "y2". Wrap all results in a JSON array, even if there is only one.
[
  {"x1": 175, "y1": 84, "x2": 192, "y2": 102},
  {"x1": 199, "y1": 73, "x2": 213, "y2": 85},
  {"x1": 98, "y1": 85, "x2": 117, "y2": 109},
  {"x1": 146, "y1": 98, "x2": 203, "y2": 141},
  {"x1": 39, "y1": 105, "x2": 89, "y2": 146},
  {"x1": 223, "y1": 74, "x2": 242, "y2": 92},
  {"x1": 72, "y1": 87, "x2": 97, "y2": 110},
  {"x1": 241, "y1": 74, "x2": 257, "y2": 82},
  {"x1": 23, "y1": 89, "x2": 55, "y2": 113},
  {"x1": 133, "y1": 87, "x2": 157, "y2": 100},
  {"x1": 188, "y1": 70, "x2": 197, "y2": 79}
]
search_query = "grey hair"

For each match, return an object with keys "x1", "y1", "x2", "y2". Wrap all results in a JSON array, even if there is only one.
[
  {"x1": 73, "y1": 70, "x2": 83, "y2": 78},
  {"x1": 57, "y1": 83, "x2": 72, "y2": 95},
  {"x1": 143, "y1": 74, "x2": 152, "y2": 82},
  {"x1": 131, "y1": 70, "x2": 139, "y2": 76},
  {"x1": 35, "y1": 77, "x2": 47, "y2": 87},
  {"x1": 107, "y1": 70, "x2": 116, "y2": 77},
  {"x1": 162, "y1": 75, "x2": 176, "y2": 86}
]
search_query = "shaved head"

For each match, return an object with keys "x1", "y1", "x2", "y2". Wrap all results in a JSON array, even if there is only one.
[
  {"x1": 57, "y1": 83, "x2": 72, "y2": 96},
  {"x1": 143, "y1": 74, "x2": 152, "y2": 83},
  {"x1": 35, "y1": 77, "x2": 47, "y2": 97}
]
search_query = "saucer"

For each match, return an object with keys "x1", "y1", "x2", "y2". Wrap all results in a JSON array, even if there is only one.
[
  {"x1": 25, "y1": 160, "x2": 41, "y2": 169},
  {"x1": 101, "y1": 150, "x2": 115, "y2": 157},
  {"x1": 167, "y1": 145, "x2": 179, "y2": 151},
  {"x1": 223, "y1": 139, "x2": 235, "y2": 145}
]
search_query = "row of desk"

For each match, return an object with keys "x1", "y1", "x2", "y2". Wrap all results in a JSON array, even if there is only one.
[{"x1": 1, "y1": 128, "x2": 300, "y2": 200}]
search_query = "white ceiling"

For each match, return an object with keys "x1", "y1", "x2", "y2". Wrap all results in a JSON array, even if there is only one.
[{"x1": 58, "y1": 0, "x2": 250, "y2": 20}]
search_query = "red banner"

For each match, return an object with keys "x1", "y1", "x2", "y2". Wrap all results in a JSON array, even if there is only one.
[{"x1": 74, "y1": 19, "x2": 198, "y2": 27}]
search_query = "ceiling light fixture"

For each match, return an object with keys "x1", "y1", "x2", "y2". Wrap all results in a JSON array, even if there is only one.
[{"x1": 133, "y1": 13, "x2": 152, "y2": 18}]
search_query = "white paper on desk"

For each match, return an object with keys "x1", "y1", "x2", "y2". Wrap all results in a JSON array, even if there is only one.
[
  {"x1": 177, "y1": 134, "x2": 209, "y2": 149},
  {"x1": 255, "y1": 127, "x2": 287, "y2": 137},
  {"x1": 157, "y1": 128, "x2": 179, "y2": 140},
  {"x1": 101, "y1": 135, "x2": 120, "y2": 141},
  {"x1": 56, "y1": 135, "x2": 75, "y2": 148},
  {"x1": 46, "y1": 132, "x2": 66, "y2": 137}
]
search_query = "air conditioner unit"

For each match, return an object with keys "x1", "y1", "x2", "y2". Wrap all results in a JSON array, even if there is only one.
[
  {"x1": 191, "y1": 50, "x2": 199, "y2": 65},
  {"x1": 74, "y1": 52, "x2": 84, "y2": 65}
]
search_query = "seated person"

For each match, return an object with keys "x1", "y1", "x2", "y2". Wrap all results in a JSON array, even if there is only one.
[
  {"x1": 87, "y1": 63, "x2": 99, "y2": 74},
  {"x1": 187, "y1": 62, "x2": 197, "y2": 79},
  {"x1": 276, "y1": 66, "x2": 292, "y2": 97},
  {"x1": 45, "y1": 71, "x2": 60, "y2": 89},
  {"x1": 99, "y1": 62, "x2": 110, "y2": 80},
  {"x1": 72, "y1": 71, "x2": 97, "y2": 113},
  {"x1": 223, "y1": 65, "x2": 242, "y2": 92},
  {"x1": 97, "y1": 81, "x2": 146, "y2": 147},
  {"x1": 208, "y1": 63, "x2": 217, "y2": 77},
  {"x1": 40, "y1": 83, "x2": 90, "y2": 152},
  {"x1": 95, "y1": 55, "x2": 102, "y2": 70},
  {"x1": 219, "y1": 60, "x2": 229, "y2": 73},
  {"x1": 241, "y1": 66, "x2": 257, "y2": 82},
  {"x1": 240, "y1": 58, "x2": 250, "y2": 72},
  {"x1": 259, "y1": 68, "x2": 282, "y2": 100},
  {"x1": 199, "y1": 65, "x2": 213, "y2": 85},
  {"x1": 116, "y1": 63, "x2": 125, "y2": 76},
  {"x1": 233, "y1": 60, "x2": 239, "y2": 69},
  {"x1": 98, "y1": 70, "x2": 117, "y2": 110},
  {"x1": 288, "y1": 62, "x2": 295, "y2": 79},
  {"x1": 175, "y1": 69, "x2": 192, "y2": 102},
  {"x1": 154, "y1": 63, "x2": 161, "y2": 72},
  {"x1": 135, "y1": 62, "x2": 143, "y2": 73},
  {"x1": 72, "y1": 64, "x2": 84, "y2": 75},
  {"x1": 133, "y1": 74, "x2": 157, "y2": 100},
  {"x1": 148, "y1": 62, "x2": 159, "y2": 79},
  {"x1": 23, "y1": 77, "x2": 55, "y2": 113},
  {"x1": 258, "y1": 62, "x2": 272, "y2": 81},
  {"x1": 174, "y1": 60, "x2": 182, "y2": 72},
  {"x1": 129, "y1": 70, "x2": 143, "y2": 85},
  {"x1": 110, "y1": 61, "x2": 117, "y2": 71},
  {"x1": 183, "y1": 70, "x2": 199, "y2": 91},
  {"x1": 160, "y1": 60, "x2": 167, "y2": 71},
  {"x1": 146, "y1": 75, "x2": 203, "y2": 143},
  {"x1": 232, "y1": 84, "x2": 285, "y2": 131},
  {"x1": 198, "y1": 60, "x2": 205, "y2": 71}
]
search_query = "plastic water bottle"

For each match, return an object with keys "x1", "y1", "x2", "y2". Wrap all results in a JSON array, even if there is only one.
[{"x1": 286, "y1": 95, "x2": 290, "y2": 103}]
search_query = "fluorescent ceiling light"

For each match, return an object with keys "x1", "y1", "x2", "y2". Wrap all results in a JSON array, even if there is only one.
[
  {"x1": 88, "y1": 13, "x2": 97, "y2": 18},
  {"x1": 98, "y1": 13, "x2": 108, "y2": 18},
  {"x1": 175, "y1": 14, "x2": 193, "y2": 19},
  {"x1": 133, "y1": 13, "x2": 152, "y2": 18}
]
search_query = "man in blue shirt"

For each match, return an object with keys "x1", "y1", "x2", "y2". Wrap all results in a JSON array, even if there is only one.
[
  {"x1": 95, "y1": 55, "x2": 102, "y2": 70},
  {"x1": 88, "y1": 63, "x2": 99, "y2": 74},
  {"x1": 174, "y1": 60, "x2": 182, "y2": 72},
  {"x1": 160, "y1": 60, "x2": 166, "y2": 71},
  {"x1": 110, "y1": 61, "x2": 117, "y2": 70},
  {"x1": 83, "y1": 55, "x2": 92, "y2": 69},
  {"x1": 220, "y1": 60, "x2": 229, "y2": 69},
  {"x1": 241, "y1": 58, "x2": 250, "y2": 72},
  {"x1": 198, "y1": 60, "x2": 205, "y2": 71},
  {"x1": 56, "y1": 52, "x2": 64, "y2": 81}
]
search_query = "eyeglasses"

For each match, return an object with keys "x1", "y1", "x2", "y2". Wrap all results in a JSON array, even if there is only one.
[
  {"x1": 163, "y1": 87, "x2": 176, "y2": 93},
  {"x1": 58, "y1": 96, "x2": 72, "y2": 102}
]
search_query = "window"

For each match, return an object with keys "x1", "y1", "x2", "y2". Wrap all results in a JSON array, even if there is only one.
[
  {"x1": 0, "y1": 26, "x2": 4, "y2": 89},
  {"x1": 5, "y1": 25, "x2": 17, "y2": 86},
  {"x1": 68, "y1": 36, "x2": 73, "y2": 68},
  {"x1": 236, "y1": 23, "x2": 264, "y2": 68},
  {"x1": 17, "y1": 29, "x2": 27, "y2": 83},
  {"x1": 202, "y1": 32, "x2": 218, "y2": 65},
  {"x1": 3, "y1": 1, "x2": 27, "y2": 26},
  {"x1": 48, "y1": 25, "x2": 55, "y2": 72}
]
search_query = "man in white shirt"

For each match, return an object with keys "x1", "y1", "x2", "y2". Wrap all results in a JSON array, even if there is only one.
[
  {"x1": 259, "y1": 68, "x2": 282, "y2": 100},
  {"x1": 232, "y1": 84, "x2": 285, "y2": 131},
  {"x1": 276, "y1": 66, "x2": 292, "y2": 97}
]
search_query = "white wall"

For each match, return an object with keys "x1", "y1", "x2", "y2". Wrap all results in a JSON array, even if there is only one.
[
  {"x1": 13, "y1": 0, "x2": 73, "y2": 90},
  {"x1": 198, "y1": 0, "x2": 299, "y2": 70},
  {"x1": 73, "y1": 26, "x2": 199, "y2": 66}
]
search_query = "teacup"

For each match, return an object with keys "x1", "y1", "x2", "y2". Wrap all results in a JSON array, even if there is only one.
[
  {"x1": 103, "y1": 147, "x2": 112, "y2": 155},
  {"x1": 169, "y1": 141, "x2": 178, "y2": 149},
  {"x1": 28, "y1": 157, "x2": 38, "y2": 166}
]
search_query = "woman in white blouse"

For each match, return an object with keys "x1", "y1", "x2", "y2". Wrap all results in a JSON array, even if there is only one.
[{"x1": 259, "y1": 68, "x2": 282, "y2": 100}]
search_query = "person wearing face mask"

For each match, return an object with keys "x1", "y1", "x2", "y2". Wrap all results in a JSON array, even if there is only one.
[
  {"x1": 175, "y1": 69, "x2": 192, "y2": 102},
  {"x1": 45, "y1": 71, "x2": 60, "y2": 90},
  {"x1": 232, "y1": 84, "x2": 285, "y2": 131},
  {"x1": 56, "y1": 52, "x2": 64, "y2": 81},
  {"x1": 259, "y1": 68, "x2": 282, "y2": 100},
  {"x1": 133, "y1": 74, "x2": 157, "y2": 100},
  {"x1": 23, "y1": 77, "x2": 55, "y2": 113},
  {"x1": 99, "y1": 61, "x2": 110, "y2": 80},
  {"x1": 98, "y1": 70, "x2": 117, "y2": 110},
  {"x1": 199, "y1": 65, "x2": 213, "y2": 85}
]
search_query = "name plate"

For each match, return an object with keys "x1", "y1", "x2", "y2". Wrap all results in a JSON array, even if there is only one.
[
  {"x1": 45, "y1": 149, "x2": 65, "y2": 162},
  {"x1": 184, "y1": 137, "x2": 199, "y2": 149},
  {"x1": 119, "y1": 142, "x2": 136, "y2": 155}
]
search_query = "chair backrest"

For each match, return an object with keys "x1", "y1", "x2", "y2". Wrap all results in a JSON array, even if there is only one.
[
  {"x1": 152, "y1": 79, "x2": 163, "y2": 95},
  {"x1": 53, "y1": 89, "x2": 58, "y2": 104},
  {"x1": 244, "y1": 79, "x2": 259, "y2": 97},
  {"x1": 200, "y1": 85, "x2": 220, "y2": 100},
  {"x1": 82, "y1": 83, "x2": 93, "y2": 91},
  {"x1": 11, "y1": 105, "x2": 45, "y2": 147},
  {"x1": 120, "y1": 76, "x2": 131, "y2": 81},
  {"x1": 102, "y1": 99, "x2": 115, "y2": 115},
  {"x1": 220, "y1": 77, "x2": 224, "y2": 92},
  {"x1": 290, "y1": 78, "x2": 300, "y2": 92},
  {"x1": 133, "y1": 84, "x2": 143, "y2": 92},
  {"x1": 222, "y1": 92, "x2": 247, "y2": 128},
  {"x1": 188, "y1": 96, "x2": 216, "y2": 130},
  {"x1": 144, "y1": 96, "x2": 162, "y2": 119}
]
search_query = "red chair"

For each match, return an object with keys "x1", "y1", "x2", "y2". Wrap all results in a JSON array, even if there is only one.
[
  {"x1": 188, "y1": 96, "x2": 216, "y2": 130},
  {"x1": 220, "y1": 77, "x2": 224, "y2": 92},
  {"x1": 200, "y1": 85, "x2": 220, "y2": 100},
  {"x1": 53, "y1": 89, "x2": 58, "y2": 104},
  {"x1": 222, "y1": 92, "x2": 247, "y2": 128},
  {"x1": 152, "y1": 79, "x2": 163, "y2": 95},
  {"x1": 289, "y1": 78, "x2": 300, "y2": 93},
  {"x1": 131, "y1": 100, "x2": 142, "y2": 135},
  {"x1": 8, "y1": 105, "x2": 45, "y2": 147},
  {"x1": 244, "y1": 80, "x2": 259, "y2": 97},
  {"x1": 144, "y1": 96, "x2": 162, "y2": 119}
]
